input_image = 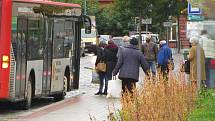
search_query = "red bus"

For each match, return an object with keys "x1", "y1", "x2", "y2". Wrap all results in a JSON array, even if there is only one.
[{"x1": 0, "y1": 0, "x2": 91, "y2": 109}]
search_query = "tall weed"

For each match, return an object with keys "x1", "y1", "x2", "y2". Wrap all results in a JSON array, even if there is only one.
[{"x1": 114, "y1": 70, "x2": 197, "y2": 121}]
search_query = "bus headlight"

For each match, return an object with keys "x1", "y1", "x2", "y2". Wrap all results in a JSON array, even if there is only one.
[
  {"x1": 2, "y1": 55, "x2": 9, "y2": 69},
  {"x1": 2, "y1": 55, "x2": 9, "y2": 62},
  {"x1": 2, "y1": 62, "x2": 9, "y2": 69}
]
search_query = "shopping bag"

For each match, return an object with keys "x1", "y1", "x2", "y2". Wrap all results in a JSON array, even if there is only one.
[
  {"x1": 95, "y1": 62, "x2": 106, "y2": 72},
  {"x1": 107, "y1": 77, "x2": 122, "y2": 98},
  {"x1": 92, "y1": 70, "x2": 99, "y2": 84}
]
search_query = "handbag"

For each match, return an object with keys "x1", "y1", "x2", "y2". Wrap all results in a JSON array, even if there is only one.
[
  {"x1": 184, "y1": 60, "x2": 190, "y2": 74},
  {"x1": 96, "y1": 61, "x2": 106, "y2": 72}
]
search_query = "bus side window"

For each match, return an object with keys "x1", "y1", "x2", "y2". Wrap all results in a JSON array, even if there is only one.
[
  {"x1": 53, "y1": 19, "x2": 65, "y2": 58},
  {"x1": 27, "y1": 19, "x2": 43, "y2": 60}
]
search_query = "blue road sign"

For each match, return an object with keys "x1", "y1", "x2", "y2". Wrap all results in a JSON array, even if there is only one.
[{"x1": 188, "y1": 3, "x2": 201, "y2": 15}]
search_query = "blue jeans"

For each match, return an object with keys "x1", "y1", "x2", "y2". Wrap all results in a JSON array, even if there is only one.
[
  {"x1": 147, "y1": 61, "x2": 156, "y2": 75},
  {"x1": 98, "y1": 72, "x2": 108, "y2": 93}
]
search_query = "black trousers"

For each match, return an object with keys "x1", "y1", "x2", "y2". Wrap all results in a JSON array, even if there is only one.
[
  {"x1": 120, "y1": 78, "x2": 137, "y2": 94},
  {"x1": 158, "y1": 64, "x2": 169, "y2": 80}
]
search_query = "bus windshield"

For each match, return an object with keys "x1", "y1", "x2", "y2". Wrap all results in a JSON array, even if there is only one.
[{"x1": 81, "y1": 29, "x2": 96, "y2": 38}]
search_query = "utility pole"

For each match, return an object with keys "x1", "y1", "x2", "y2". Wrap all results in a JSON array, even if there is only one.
[
  {"x1": 84, "y1": 0, "x2": 87, "y2": 15},
  {"x1": 138, "y1": 9, "x2": 142, "y2": 50}
]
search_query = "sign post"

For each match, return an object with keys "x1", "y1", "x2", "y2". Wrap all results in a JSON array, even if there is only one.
[
  {"x1": 142, "y1": 18, "x2": 152, "y2": 34},
  {"x1": 188, "y1": 3, "x2": 202, "y2": 87},
  {"x1": 163, "y1": 21, "x2": 172, "y2": 42}
]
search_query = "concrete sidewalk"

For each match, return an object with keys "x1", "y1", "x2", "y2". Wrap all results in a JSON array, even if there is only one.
[
  {"x1": 18, "y1": 90, "x2": 120, "y2": 121},
  {"x1": 15, "y1": 55, "x2": 121, "y2": 121}
]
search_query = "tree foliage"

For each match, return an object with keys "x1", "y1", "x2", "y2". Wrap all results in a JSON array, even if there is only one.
[
  {"x1": 108, "y1": 0, "x2": 187, "y2": 36},
  {"x1": 53, "y1": 0, "x2": 187, "y2": 36}
]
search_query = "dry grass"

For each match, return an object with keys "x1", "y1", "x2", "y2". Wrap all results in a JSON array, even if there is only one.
[{"x1": 115, "y1": 69, "x2": 198, "y2": 121}]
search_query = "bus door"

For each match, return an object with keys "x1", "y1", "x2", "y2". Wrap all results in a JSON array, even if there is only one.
[
  {"x1": 42, "y1": 18, "x2": 53, "y2": 94},
  {"x1": 65, "y1": 17, "x2": 81, "y2": 89},
  {"x1": 65, "y1": 18, "x2": 76, "y2": 90},
  {"x1": 15, "y1": 16, "x2": 27, "y2": 98}
]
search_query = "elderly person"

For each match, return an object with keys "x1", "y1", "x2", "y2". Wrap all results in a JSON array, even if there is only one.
[
  {"x1": 187, "y1": 37, "x2": 206, "y2": 89},
  {"x1": 113, "y1": 38, "x2": 149, "y2": 94},
  {"x1": 157, "y1": 40, "x2": 172, "y2": 79}
]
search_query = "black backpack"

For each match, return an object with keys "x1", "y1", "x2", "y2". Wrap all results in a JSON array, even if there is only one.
[{"x1": 184, "y1": 60, "x2": 190, "y2": 74}]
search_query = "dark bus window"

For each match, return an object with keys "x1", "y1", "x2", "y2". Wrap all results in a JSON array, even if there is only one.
[
  {"x1": 64, "y1": 21, "x2": 74, "y2": 57},
  {"x1": 12, "y1": 17, "x2": 17, "y2": 59},
  {"x1": 53, "y1": 19, "x2": 65, "y2": 58},
  {"x1": 27, "y1": 18, "x2": 43, "y2": 60}
]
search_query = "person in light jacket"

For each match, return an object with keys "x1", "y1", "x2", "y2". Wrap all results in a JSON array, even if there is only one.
[
  {"x1": 187, "y1": 37, "x2": 206, "y2": 89},
  {"x1": 113, "y1": 38, "x2": 149, "y2": 94}
]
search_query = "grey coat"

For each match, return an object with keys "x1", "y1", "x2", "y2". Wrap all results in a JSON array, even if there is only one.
[{"x1": 113, "y1": 45, "x2": 149, "y2": 81}]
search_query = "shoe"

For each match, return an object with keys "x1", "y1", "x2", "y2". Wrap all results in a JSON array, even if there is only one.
[
  {"x1": 102, "y1": 92, "x2": 107, "y2": 95},
  {"x1": 94, "y1": 92, "x2": 102, "y2": 95}
]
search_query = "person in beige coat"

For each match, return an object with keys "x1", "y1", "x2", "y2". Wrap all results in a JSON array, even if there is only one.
[{"x1": 187, "y1": 37, "x2": 206, "y2": 89}]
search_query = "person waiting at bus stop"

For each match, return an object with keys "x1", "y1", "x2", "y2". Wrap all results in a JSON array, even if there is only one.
[
  {"x1": 103, "y1": 40, "x2": 118, "y2": 95},
  {"x1": 95, "y1": 40, "x2": 107, "y2": 95},
  {"x1": 187, "y1": 37, "x2": 206, "y2": 90}
]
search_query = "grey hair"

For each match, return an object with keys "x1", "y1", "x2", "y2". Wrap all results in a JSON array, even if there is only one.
[{"x1": 190, "y1": 36, "x2": 199, "y2": 44}]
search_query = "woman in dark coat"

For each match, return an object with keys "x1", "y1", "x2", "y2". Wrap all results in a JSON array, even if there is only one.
[
  {"x1": 113, "y1": 38, "x2": 149, "y2": 93},
  {"x1": 103, "y1": 40, "x2": 118, "y2": 95},
  {"x1": 95, "y1": 41, "x2": 107, "y2": 95}
]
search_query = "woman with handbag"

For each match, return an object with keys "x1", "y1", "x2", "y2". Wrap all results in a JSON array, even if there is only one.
[
  {"x1": 103, "y1": 40, "x2": 118, "y2": 95},
  {"x1": 95, "y1": 40, "x2": 107, "y2": 95}
]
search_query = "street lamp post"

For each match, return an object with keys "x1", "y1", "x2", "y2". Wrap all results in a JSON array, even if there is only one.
[
  {"x1": 84, "y1": 0, "x2": 87, "y2": 15},
  {"x1": 138, "y1": 9, "x2": 142, "y2": 50}
]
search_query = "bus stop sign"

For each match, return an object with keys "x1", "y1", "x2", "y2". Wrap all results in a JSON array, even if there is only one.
[{"x1": 188, "y1": 3, "x2": 201, "y2": 15}]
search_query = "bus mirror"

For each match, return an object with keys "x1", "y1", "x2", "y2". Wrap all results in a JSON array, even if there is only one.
[
  {"x1": 85, "y1": 26, "x2": 91, "y2": 34},
  {"x1": 83, "y1": 16, "x2": 91, "y2": 34}
]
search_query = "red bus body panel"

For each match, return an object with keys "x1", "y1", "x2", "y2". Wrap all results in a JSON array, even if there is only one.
[
  {"x1": 0, "y1": 0, "x2": 12, "y2": 99},
  {"x1": 0, "y1": 0, "x2": 80, "y2": 100}
]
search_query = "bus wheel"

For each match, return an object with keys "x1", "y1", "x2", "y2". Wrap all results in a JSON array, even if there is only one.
[
  {"x1": 63, "y1": 76, "x2": 68, "y2": 92},
  {"x1": 23, "y1": 79, "x2": 32, "y2": 110}
]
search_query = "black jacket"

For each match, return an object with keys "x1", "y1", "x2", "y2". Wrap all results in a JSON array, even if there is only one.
[{"x1": 104, "y1": 44, "x2": 118, "y2": 75}]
